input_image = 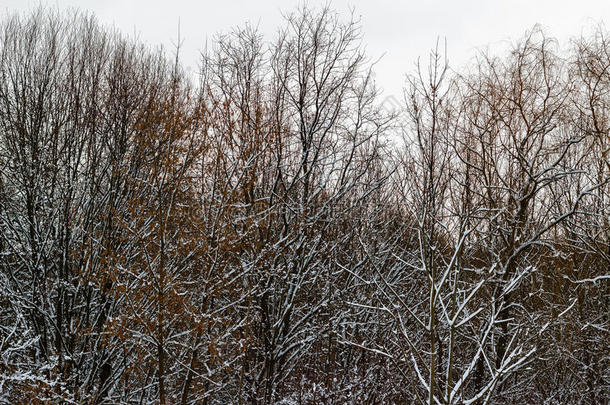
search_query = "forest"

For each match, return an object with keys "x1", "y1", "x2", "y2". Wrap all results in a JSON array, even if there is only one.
[{"x1": 0, "y1": 5, "x2": 608, "y2": 404}]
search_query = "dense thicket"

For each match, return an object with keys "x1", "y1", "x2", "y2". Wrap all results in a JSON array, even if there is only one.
[{"x1": 0, "y1": 7, "x2": 607, "y2": 405}]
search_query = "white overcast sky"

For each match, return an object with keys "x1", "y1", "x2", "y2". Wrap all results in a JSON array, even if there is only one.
[{"x1": 3, "y1": 0, "x2": 609, "y2": 100}]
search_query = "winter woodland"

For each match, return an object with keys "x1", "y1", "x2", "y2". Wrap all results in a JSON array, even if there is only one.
[{"x1": 0, "y1": 6, "x2": 608, "y2": 404}]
